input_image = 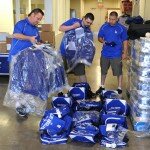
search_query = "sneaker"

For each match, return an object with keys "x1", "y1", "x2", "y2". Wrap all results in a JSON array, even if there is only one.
[
  {"x1": 16, "y1": 105, "x2": 28, "y2": 117},
  {"x1": 96, "y1": 86, "x2": 105, "y2": 95},
  {"x1": 117, "y1": 88, "x2": 122, "y2": 94},
  {"x1": 87, "y1": 90, "x2": 96, "y2": 99},
  {"x1": 57, "y1": 92, "x2": 64, "y2": 97}
]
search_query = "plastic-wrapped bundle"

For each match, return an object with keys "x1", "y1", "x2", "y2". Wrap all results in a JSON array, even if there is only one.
[
  {"x1": 131, "y1": 72, "x2": 150, "y2": 91},
  {"x1": 74, "y1": 100, "x2": 102, "y2": 111},
  {"x1": 102, "y1": 99, "x2": 130, "y2": 116},
  {"x1": 130, "y1": 115, "x2": 150, "y2": 132},
  {"x1": 99, "y1": 125, "x2": 128, "y2": 148},
  {"x1": 131, "y1": 61, "x2": 150, "y2": 79},
  {"x1": 3, "y1": 45, "x2": 69, "y2": 116},
  {"x1": 130, "y1": 90, "x2": 150, "y2": 109},
  {"x1": 130, "y1": 101, "x2": 150, "y2": 123},
  {"x1": 72, "y1": 111, "x2": 100, "y2": 127},
  {"x1": 101, "y1": 114, "x2": 128, "y2": 129},
  {"x1": 131, "y1": 50, "x2": 150, "y2": 67},
  {"x1": 62, "y1": 27, "x2": 95, "y2": 73},
  {"x1": 52, "y1": 96, "x2": 72, "y2": 108},
  {"x1": 39, "y1": 113, "x2": 72, "y2": 144},
  {"x1": 69, "y1": 123, "x2": 99, "y2": 143},
  {"x1": 100, "y1": 90, "x2": 120, "y2": 102},
  {"x1": 134, "y1": 38, "x2": 150, "y2": 53}
]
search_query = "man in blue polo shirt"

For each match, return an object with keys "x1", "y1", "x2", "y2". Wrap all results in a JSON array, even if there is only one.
[
  {"x1": 8, "y1": 8, "x2": 44, "y2": 117},
  {"x1": 96, "y1": 11, "x2": 128, "y2": 95},
  {"x1": 59, "y1": 13, "x2": 94, "y2": 83},
  {"x1": 8, "y1": 8, "x2": 44, "y2": 61}
]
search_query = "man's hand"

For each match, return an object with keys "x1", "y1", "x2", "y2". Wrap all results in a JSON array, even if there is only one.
[
  {"x1": 29, "y1": 36, "x2": 37, "y2": 44},
  {"x1": 72, "y1": 22, "x2": 80, "y2": 29}
]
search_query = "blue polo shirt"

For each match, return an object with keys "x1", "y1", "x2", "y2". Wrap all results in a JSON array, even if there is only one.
[
  {"x1": 98, "y1": 22, "x2": 128, "y2": 58},
  {"x1": 8, "y1": 18, "x2": 40, "y2": 61}
]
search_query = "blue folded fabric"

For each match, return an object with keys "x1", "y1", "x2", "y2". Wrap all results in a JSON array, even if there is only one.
[
  {"x1": 75, "y1": 100, "x2": 102, "y2": 111},
  {"x1": 69, "y1": 128, "x2": 98, "y2": 143},
  {"x1": 101, "y1": 90, "x2": 119, "y2": 101},
  {"x1": 103, "y1": 99, "x2": 130, "y2": 116},
  {"x1": 62, "y1": 115, "x2": 73, "y2": 132},
  {"x1": 52, "y1": 96, "x2": 72, "y2": 108},
  {"x1": 73, "y1": 111, "x2": 99, "y2": 127},
  {"x1": 101, "y1": 114, "x2": 128, "y2": 128},
  {"x1": 99, "y1": 125, "x2": 128, "y2": 148},
  {"x1": 39, "y1": 113, "x2": 65, "y2": 135},
  {"x1": 40, "y1": 133, "x2": 68, "y2": 145},
  {"x1": 69, "y1": 87, "x2": 85, "y2": 101},
  {"x1": 43, "y1": 106, "x2": 71, "y2": 118},
  {"x1": 72, "y1": 82, "x2": 91, "y2": 99}
]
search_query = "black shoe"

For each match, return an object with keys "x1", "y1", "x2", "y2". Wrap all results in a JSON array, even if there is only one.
[
  {"x1": 57, "y1": 92, "x2": 64, "y2": 97},
  {"x1": 96, "y1": 86, "x2": 105, "y2": 95},
  {"x1": 117, "y1": 88, "x2": 122, "y2": 94},
  {"x1": 16, "y1": 105, "x2": 28, "y2": 117},
  {"x1": 87, "y1": 90, "x2": 96, "y2": 99}
]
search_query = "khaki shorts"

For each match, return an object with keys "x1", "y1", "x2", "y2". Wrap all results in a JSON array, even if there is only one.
[
  {"x1": 62, "y1": 57, "x2": 85, "y2": 76},
  {"x1": 100, "y1": 56, "x2": 122, "y2": 76}
]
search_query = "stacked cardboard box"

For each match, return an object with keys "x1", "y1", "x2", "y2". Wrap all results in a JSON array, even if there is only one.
[
  {"x1": 0, "y1": 42, "x2": 7, "y2": 53},
  {"x1": 40, "y1": 24, "x2": 55, "y2": 46}
]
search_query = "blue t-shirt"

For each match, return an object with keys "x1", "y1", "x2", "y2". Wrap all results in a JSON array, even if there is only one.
[
  {"x1": 8, "y1": 18, "x2": 40, "y2": 61},
  {"x1": 98, "y1": 22, "x2": 128, "y2": 58},
  {"x1": 60, "y1": 18, "x2": 84, "y2": 56}
]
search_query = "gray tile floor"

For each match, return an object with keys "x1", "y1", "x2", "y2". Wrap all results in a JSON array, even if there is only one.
[{"x1": 0, "y1": 39, "x2": 150, "y2": 150}]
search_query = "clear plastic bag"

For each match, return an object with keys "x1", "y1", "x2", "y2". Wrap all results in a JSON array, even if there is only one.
[
  {"x1": 3, "y1": 45, "x2": 69, "y2": 116},
  {"x1": 62, "y1": 27, "x2": 95, "y2": 73}
]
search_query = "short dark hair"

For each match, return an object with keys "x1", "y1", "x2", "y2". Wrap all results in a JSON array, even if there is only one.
[
  {"x1": 84, "y1": 13, "x2": 94, "y2": 21},
  {"x1": 109, "y1": 11, "x2": 118, "y2": 17},
  {"x1": 28, "y1": 8, "x2": 44, "y2": 17}
]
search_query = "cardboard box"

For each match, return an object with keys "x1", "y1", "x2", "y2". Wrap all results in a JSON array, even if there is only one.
[
  {"x1": 6, "y1": 37, "x2": 12, "y2": 44},
  {"x1": 41, "y1": 24, "x2": 53, "y2": 32},
  {"x1": 0, "y1": 42, "x2": 7, "y2": 53},
  {"x1": 40, "y1": 31, "x2": 55, "y2": 46},
  {"x1": 0, "y1": 32, "x2": 10, "y2": 41}
]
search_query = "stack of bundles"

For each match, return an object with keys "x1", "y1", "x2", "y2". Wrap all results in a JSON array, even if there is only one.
[
  {"x1": 3, "y1": 45, "x2": 68, "y2": 116},
  {"x1": 68, "y1": 82, "x2": 101, "y2": 143},
  {"x1": 130, "y1": 37, "x2": 150, "y2": 132},
  {"x1": 99, "y1": 98, "x2": 130, "y2": 148},
  {"x1": 39, "y1": 106, "x2": 72, "y2": 144},
  {"x1": 61, "y1": 27, "x2": 95, "y2": 73},
  {"x1": 69, "y1": 111, "x2": 99, "y2": 143}
]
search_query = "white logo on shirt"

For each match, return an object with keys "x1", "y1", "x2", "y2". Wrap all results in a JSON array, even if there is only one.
[{"x1": 115, "y1": 30, "x2": 117, "y2": 34}]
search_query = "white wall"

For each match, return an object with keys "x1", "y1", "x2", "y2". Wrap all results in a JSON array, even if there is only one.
[
  {"x1": 52, "y1": 0, "x2": 70, "y2": 35},
  {"x1": 0, "y1": 0, "x2": 14, "y2": 34},
  {"x1": 84, "y1": 0, "x2": 121, "y2": 32}
]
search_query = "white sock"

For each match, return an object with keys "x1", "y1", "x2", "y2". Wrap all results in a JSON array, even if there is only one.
[{"x1": 101, "y1": 85, "x2": 105, "y2": 88}]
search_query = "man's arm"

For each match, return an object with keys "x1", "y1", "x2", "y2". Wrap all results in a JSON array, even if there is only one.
[
  {"x1": 13, "y1": 33, "x2": 37, "y2": 44},
  {"x1": 59, "y1": 22, "x2": 80, "y2": 32},
  {"x1": 122, "y1": 40, "x2": 128, "y2": 59}
]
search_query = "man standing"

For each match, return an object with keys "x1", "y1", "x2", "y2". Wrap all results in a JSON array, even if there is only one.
[
  {"x1": 59, "y1": 13, "x2": 94, "y2": 83},
  {"x1": 8, "y1": 8, "x2": 44, "y2": 61},
  {"x1": 96, "y1": 11, "x2": 128, "y2": 95},
  {"x1": 8, "y1": 8, "x2": 44, "y2": 117}
]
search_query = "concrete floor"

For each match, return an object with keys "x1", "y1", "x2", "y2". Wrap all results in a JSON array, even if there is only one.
[{"x1": 0, "y1": 38, "x2": 150, "y2": 150}]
